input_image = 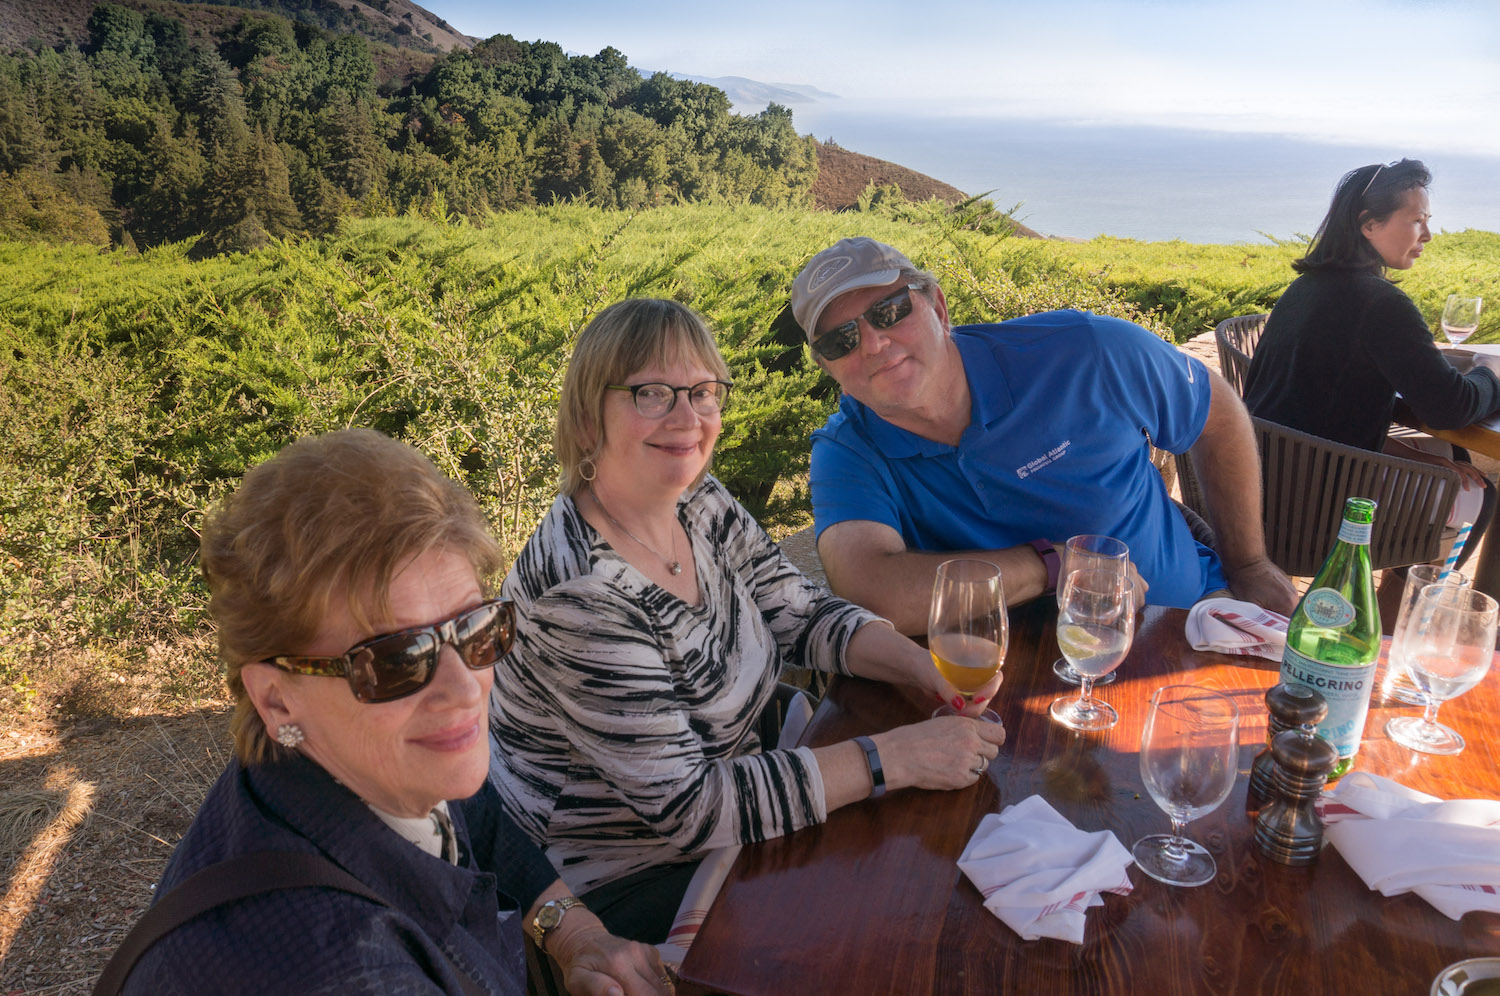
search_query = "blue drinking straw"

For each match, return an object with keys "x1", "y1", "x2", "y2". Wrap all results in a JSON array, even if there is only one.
[{"x1": 1438, "y1": 521, "x2": 1472, "y2": 582}]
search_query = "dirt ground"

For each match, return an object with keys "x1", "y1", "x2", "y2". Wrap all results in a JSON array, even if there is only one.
[{"x1": 0, "y1": 705, "x2": 232, "y2": 994}]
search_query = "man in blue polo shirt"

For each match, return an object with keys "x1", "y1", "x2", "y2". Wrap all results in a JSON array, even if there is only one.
[{"x1": 796, "y1": 237, "x2": 1297, "y2": 634}]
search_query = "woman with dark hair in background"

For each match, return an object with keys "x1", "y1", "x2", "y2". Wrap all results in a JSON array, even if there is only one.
[{"x1": 1243, "y1": 158, "x2": 1499, "y2": 564}]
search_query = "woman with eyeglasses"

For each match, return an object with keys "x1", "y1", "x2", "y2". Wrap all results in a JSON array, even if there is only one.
[
  {"x1": 107, "y1": 429, "x2": 670, "y2": 995},
  {"x1": 1244, "y1": 158, "x2": 1499, "y2": 565},
  {"x1": 489, "y1": 298, "x2": 1006, "y2": 945}
]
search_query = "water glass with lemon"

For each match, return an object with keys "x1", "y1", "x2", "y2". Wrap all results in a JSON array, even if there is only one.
[
  {"x1": 1053, "y1": 535, "x2": 1130, "y2": 686},
  {"x1": 1050, "y1": 570, "x2": 1135, "y2": 731}
]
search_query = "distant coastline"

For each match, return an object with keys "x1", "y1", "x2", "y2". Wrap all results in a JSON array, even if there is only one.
[{"x1": 791, "y1": 102, "x2": 1500, "y2": 244}]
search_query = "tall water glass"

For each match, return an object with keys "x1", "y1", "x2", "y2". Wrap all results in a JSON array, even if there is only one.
[
  {"x1": 1442, "y1": 295, "x2": 1483, "y2": 345},
  {"x1": 1381, "y1": 564, "x2": 1469, "y2": 705},
  {"x1": 1133, "y1": 685, "x2": 1239, "y2": 887},
  {"x1": 928, "y1": 558, "x2": 1006, "y2": 724},
  {"x1": 1053, "y1": 535, "x2": 1130, "y2": 686},
  {"x1": 1049, "y1": 571, "x2": 1134, "y2": 731},
  {"x1": 1384, "y1": 584, "x2": 1497, "y2": 755}
]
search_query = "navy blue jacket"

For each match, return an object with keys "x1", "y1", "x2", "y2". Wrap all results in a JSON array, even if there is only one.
[{"x1": 123, "y1": 753, "x2": 559, "y2": 994}]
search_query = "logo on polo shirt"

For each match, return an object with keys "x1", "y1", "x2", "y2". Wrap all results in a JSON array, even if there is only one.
[{"x1": 1016, "y1": 439, "x2": 1071, "y2": 479}]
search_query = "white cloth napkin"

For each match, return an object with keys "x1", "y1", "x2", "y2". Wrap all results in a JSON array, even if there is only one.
[
  {"x1": 1185, "y1": 597, "x2": 1289, "y2": 660},
  {"x1": 957, "y1": 795, "x2": 1133, "y2": 944},
  {"x1": 1318, "y1": 772, "x2": 1500, "y2": 920}
]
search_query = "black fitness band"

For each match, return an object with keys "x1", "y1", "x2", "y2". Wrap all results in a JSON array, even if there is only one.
[{"x1": 854, "y1": 735, "x2": 886, "y2": 799}]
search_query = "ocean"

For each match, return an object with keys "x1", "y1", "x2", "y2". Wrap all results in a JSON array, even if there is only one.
[{"x1": 787, "y1": 104, "x2": 1500, "y2": 245}]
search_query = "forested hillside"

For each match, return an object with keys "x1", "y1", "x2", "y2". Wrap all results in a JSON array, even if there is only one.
[{"x1": 0, "y1": 2, "x2": 819, "y2": 255}]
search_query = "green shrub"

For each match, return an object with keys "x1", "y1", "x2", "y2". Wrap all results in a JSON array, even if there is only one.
[{"x1": 1, "y1": 204, "x2": 1496, "y2": 717}]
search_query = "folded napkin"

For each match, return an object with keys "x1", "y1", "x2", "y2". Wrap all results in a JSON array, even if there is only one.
[
  {"x1": 958, "y1": 795, "x2": 1133, "y2": 944},
  {"x1": 1185, "y1": 597, "x2": 1289, "y2": 660},
  {"x1": 1318, "y1": 772, "x2": 1500, "y2": 920}
]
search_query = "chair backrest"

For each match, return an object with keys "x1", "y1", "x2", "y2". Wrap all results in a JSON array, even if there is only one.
[
  {"x1": 1214, "y1": 314, "x2": 1269, "y2": 396},
  {"x1": 1253, "y1": 417, "x2": 1459, "y2": 576}
]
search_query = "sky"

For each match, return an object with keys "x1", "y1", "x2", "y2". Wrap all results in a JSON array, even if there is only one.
[{"x1": 419, "y1": 0, "x2": 1500, "y2": 157}]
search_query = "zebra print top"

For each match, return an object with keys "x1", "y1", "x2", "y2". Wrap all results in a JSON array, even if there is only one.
[{"x1": 488, "y1": 475, "x2": 880, "y2": 895}]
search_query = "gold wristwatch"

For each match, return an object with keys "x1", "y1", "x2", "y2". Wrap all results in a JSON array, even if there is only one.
[{"x1": 530, "y1": 896, "x2": 583, "y2": 952}]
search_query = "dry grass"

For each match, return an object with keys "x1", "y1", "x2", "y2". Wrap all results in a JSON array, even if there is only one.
[{"x1": 0, "y1": 706, "x2": 231, "y2": 994}]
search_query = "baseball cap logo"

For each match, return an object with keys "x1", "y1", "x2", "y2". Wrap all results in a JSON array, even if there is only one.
[{"x1": 807, "y1": 256, "x2": 853, "y2": 293}]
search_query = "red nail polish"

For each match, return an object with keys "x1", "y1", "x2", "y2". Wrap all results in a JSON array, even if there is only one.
[
  {"x1": 974, "y1": 695, "x2": 988, "y2": 704},
  {"x1": 952, "y1": 696, "x2": 965, "y2": 711}
]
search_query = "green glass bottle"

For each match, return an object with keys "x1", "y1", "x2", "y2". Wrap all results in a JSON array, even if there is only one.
[{"x1": 1277, "y1": 497, "x2": 1381, "y2": 779}]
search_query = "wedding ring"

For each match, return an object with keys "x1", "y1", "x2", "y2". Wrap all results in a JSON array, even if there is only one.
[{"x1": 972, "y1": 765, "x2": 986, "y2": 776}]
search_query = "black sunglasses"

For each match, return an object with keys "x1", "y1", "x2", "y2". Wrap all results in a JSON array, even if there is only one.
[
  {"x1": 810, "y1": 285, "x2": 921, "y2": 361},
  {"x1": 263, "y1": 599, "x2": 515, "y2": 704}
]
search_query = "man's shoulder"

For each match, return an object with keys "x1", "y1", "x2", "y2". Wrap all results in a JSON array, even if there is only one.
[
  {"x1": 955, "y1": 311, "x2": 1168, "y2": 373},
  {"x1": 957, "y1": 310, "x2": 1155, "y2": 348}
]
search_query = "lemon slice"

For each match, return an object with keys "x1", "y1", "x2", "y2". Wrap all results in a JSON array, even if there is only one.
[{"x1": 1058, "y1": 624, "x2": 1103, "y2": 657}]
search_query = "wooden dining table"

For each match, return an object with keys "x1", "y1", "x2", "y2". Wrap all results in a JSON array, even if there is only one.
[{"x1": 676, "y1": 601, "x2": 1500, "y2": 995}]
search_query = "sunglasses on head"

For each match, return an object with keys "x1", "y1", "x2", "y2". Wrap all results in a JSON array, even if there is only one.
[
  {"x1": 263, "y1": 598, "x2": 515, "y2": 704},
  {"x1": 810, "y1": 284, "x2": 921, "y2": 361}
]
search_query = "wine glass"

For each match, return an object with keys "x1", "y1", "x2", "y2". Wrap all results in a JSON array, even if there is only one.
[
  {"x1": 1052, "y1": 535, "x2": 1130, "y2": 687},
  {"x1": 1380, "y1": 563, "x2": 1469, "y2": 705},
  {"x1": 1049, "y1": 571, "x2": 1134, "y2": 731},
  {"x1": 1132, "y1": 685, "x2": 1239, "y2": 888},
  {"x1": 1442, "y1": 294, "x2": 1483, "y2": 345},
  {"x1": 1384, "y1": 584, "x2": 1497, "y2": 755},
  {"x1": 928, "y1": 558, "x2": 1006, "y2": 724}
]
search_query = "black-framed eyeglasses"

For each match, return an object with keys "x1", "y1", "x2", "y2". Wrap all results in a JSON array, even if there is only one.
[
  {"x1": 606, "y1": 380, "x2": 732, "y2": 418},
  {"x1": 261, "y1": 598, "x2": 515, "y2": 704},
  {"x1": 810, "y1": 285, "x2": 922, "y2": 361}
]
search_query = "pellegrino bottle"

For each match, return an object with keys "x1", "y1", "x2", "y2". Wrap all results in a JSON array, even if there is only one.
[{"x1": 1277, "y1": 497, "x2": 1382, "y2": 779}]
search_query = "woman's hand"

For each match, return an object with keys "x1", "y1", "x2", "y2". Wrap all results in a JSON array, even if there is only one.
[
  {"x1": 550, "y1": 917, "x2": 673, "y2": 996},
  {"x1": 871, "y1": 716, "x2": 1007, "y2": 792},
  {"x1": 941, "y1": 669, "x2": 1003, "y2": 718},
  {"x1": 1386, "y1": 439, "x2": 1492, "y2": 489},
  {"x1": 844, "y1": 620, "x2": 1005, "y2": 717}
]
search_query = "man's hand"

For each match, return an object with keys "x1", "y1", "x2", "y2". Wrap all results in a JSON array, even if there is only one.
[{"x1": 1225, "y1": 556, "x2": 1298, "y2": 616}]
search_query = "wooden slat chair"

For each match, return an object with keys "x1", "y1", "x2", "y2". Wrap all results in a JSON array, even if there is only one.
[
  {"x1": 1172, "y1": 313, "x2": 1270, "y2": 523},
  {"x1": 1214, "y1": 313, "x2": 1269, "y2": 396},
  {"x1": 1253, "y1": 416, "x2": 1459, "y2": 576}
]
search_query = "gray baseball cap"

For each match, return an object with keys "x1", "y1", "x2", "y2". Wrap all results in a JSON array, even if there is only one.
[{"x1": 791, "y1": 237, "x2": 915, "y2": 338}]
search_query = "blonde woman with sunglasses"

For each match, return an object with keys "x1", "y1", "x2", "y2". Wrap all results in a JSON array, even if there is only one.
[
  {"x1": 489, "y1": 299, "x2": 1006, "y2": 946},
  {"x1": 105, "y1": 429, "x2": 669, "y2": 996}
]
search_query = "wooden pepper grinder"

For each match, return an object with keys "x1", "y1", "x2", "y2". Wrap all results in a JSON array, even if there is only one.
[
  {"x1": 1253, "y1": 722, "x2": 1340, "y2": 866},
  {"x1": 1248, "y1": 683, "x2": 1328, "y2": 810}
]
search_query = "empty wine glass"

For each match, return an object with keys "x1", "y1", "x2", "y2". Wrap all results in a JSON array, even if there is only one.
[
  {"x1": 1381, "y1": 563, "x2": 1469, "y2": 705},
  {"x1": 1053, "y1": 535, "x2": 1129, "y2": 687},
  {"x1": 1133, "y1": 685, "x2": 1239, "y2": 887},
  {"x1": 928, "y1": 558, "x2": 1006, "y2": 724},
  {"x1": 1442, "y1": 294, "x2": 1482, "y2": 345},
  {"x1": 1384, "y1": 584, "x2": 1497, "y2": 755},
  {"x1": 1049, "y1": 571, "x2": 1134, "y2": 731}
]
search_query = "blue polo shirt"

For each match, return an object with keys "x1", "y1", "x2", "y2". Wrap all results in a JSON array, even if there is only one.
[{"x1": 809, "y1": 310, "x2": 1225, "y2": 608}]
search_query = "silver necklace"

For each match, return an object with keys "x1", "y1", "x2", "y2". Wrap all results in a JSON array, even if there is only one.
[{"x1": 589, "y1": 485, "x2": 683, "y2": 575}]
